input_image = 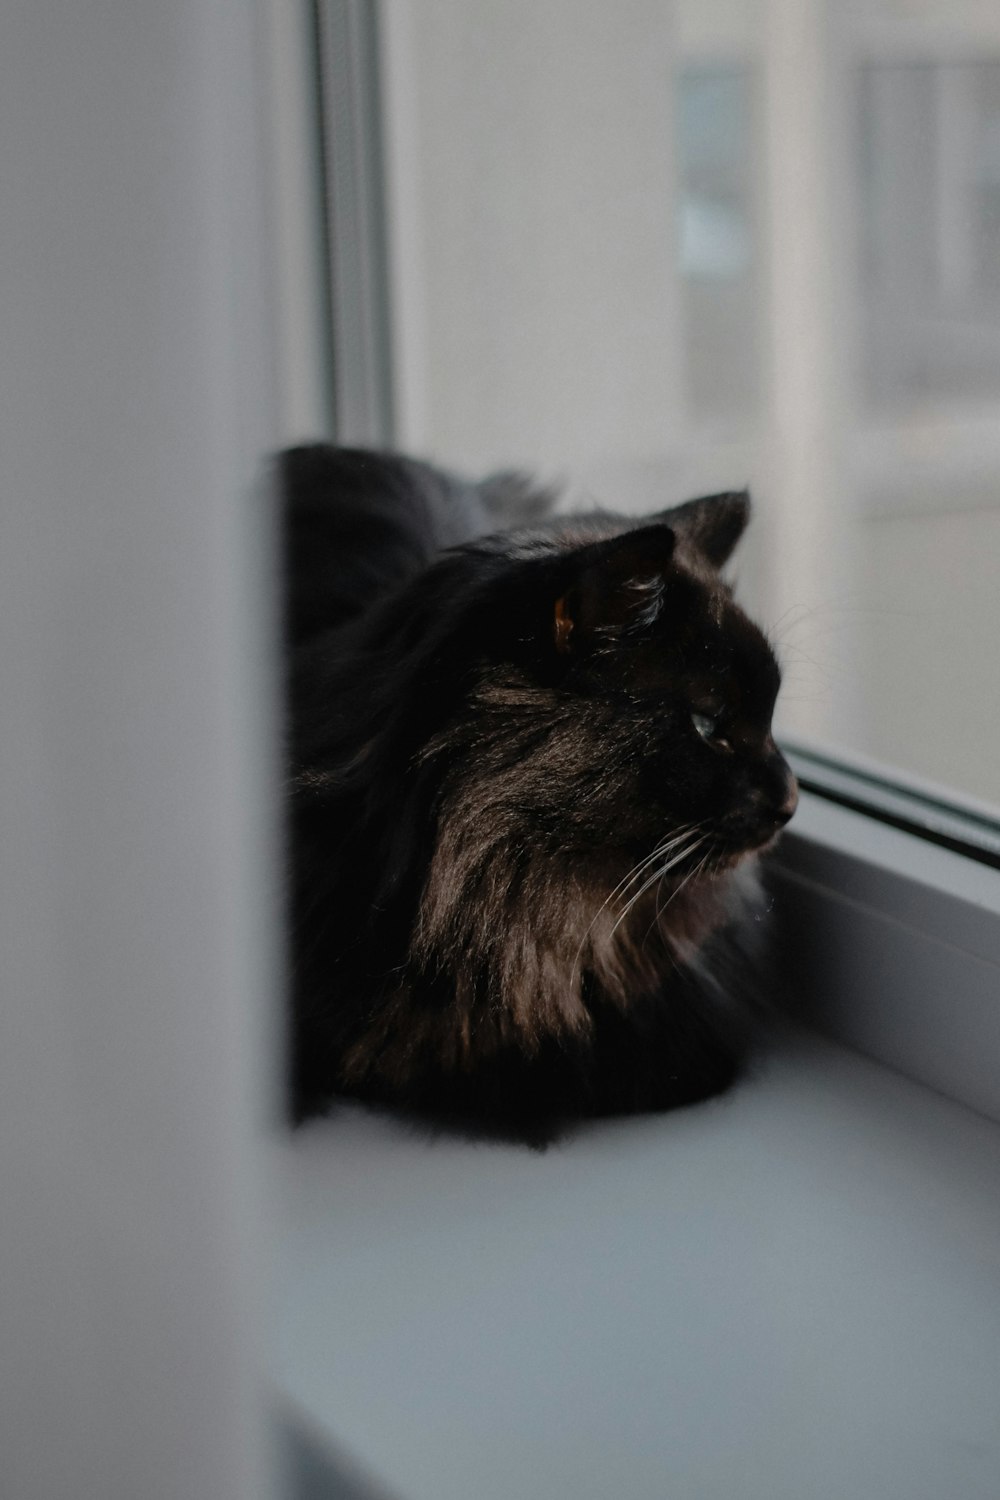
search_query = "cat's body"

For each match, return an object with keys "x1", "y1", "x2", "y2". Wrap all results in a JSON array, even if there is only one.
[{"x1": 283, "y1": 445, "x2": 796, "y2": 1140}]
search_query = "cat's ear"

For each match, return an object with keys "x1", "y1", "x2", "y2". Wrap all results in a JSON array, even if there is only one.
[
  {"x1": 651, "y1": 489, "x2": 750, "y2": 569},
  {"x1": 553, "y1": 524, "x2": 675, "y2": 654}
]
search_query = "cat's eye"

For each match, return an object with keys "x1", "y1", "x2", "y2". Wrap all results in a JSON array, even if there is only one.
[{"x1": 691, "y1": 710, "x2": 731, "y2": 751}]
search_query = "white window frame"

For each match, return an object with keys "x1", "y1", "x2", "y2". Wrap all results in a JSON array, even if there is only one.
[
  {"x1": 772, "y1": 773, "x2": 1000, "y2": 1124},
  {"x1": 313, "y1": 0, "x2": 395, "y2": 445}
]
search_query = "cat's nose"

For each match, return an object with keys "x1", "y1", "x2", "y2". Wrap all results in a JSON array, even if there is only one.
[{"x1": 772, "y1": 781, "x2": 799, "y2": 827}]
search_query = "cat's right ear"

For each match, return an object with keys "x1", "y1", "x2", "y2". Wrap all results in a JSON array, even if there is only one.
[
  {"x1": 553, "y1": 524, "x2": 676, "y2": 654},
  {"x1": 650, "y1": 490, "x2": 750, "y2": 569}
]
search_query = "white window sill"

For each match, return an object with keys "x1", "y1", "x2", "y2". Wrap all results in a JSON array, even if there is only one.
[{"x1": 272, "y1": 1028, "x2": 1000, "y2": 1500}]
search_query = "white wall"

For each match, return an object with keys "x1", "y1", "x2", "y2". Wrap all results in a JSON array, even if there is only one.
[{"x1": 0, "y1": 3, "x2": 281, "y2": 1496}]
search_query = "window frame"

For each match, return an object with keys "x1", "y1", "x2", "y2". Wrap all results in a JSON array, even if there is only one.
[
  {"x1": 313, "y1": 0, "x2": 395, "y2": 445},
  {"x1": 770, "y1": 782, "x2": 1000, "y2": 1124}
]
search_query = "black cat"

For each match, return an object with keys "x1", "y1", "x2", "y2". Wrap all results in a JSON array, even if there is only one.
[{"x1": 282, "y1": 445, "x2": 797, "y2": 1140}]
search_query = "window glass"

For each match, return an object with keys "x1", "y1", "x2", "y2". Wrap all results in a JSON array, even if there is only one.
[
  {"x1": 377, "y1": 0, "x2": 1000, "y2": 809},
  {"x1": 677, "y1": 68, "x2": 761, "y2": 422},
  {"x1": 859, "y1": 60, "x2": 1000, "y2": 409}
]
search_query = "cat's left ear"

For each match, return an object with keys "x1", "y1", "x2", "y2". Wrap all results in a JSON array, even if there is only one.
[
  {"x1": 650, "y1": 489, "x2": 750, "y2": 569},
  {"x1": 553, "y1": 523, "x2": 676, "y2": 654}
]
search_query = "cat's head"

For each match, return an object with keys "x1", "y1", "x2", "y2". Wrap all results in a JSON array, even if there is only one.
[{"x1": 444, "y1": 489, "x2": 797, "y2": 878}]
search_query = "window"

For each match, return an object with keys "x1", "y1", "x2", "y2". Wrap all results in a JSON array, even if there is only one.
[
  {"x1": 677, "y1": 66, "x2": 762, "y2": 423},
  {"x1": 858, "y1": 59, "x2": 1000, "y2": 410},
  {"x1": 316, "y1": 0, "x2": 997, "y2": 817}
]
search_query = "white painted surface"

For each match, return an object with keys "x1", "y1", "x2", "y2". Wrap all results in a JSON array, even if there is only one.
[
  {"x1": 274, "y1": 1035, "x2": 1000, "y2": 1500},
  {"x1": 0, "y1": 3, "x2": 281, "y2": 1496}
]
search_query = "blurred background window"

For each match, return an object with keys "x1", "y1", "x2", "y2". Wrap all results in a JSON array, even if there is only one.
[
  {"x1": 677, "y1": 67, "x2": 762, "y2": 424},
  {"x1": 324, "y1": 0, "x2": 1000, "y2": 811},
  {"x1": 859, "y1": 60, "x2": 1000, "y2": 410}
]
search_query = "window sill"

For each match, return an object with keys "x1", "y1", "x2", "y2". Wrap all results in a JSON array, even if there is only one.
[{"x1": 273, "y1": 1030, "x2": 1000, "y2": 1500}]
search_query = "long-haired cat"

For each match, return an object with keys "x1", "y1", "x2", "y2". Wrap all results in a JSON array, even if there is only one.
[{"x1": 283, "y1": 445, "x2": 797, "y2": 1140}]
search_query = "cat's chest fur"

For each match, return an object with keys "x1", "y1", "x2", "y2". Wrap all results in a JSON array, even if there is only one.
[{"x1": 339, "y1": 851, "x2": 760, "y2": 1092}]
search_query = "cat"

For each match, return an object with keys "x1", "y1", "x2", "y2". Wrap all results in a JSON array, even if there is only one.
[{"x1": 282, "y1": 445, "x2": 797, "y2": 1141}]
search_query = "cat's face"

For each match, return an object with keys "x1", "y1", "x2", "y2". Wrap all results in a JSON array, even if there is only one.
[
  {"x1": 599, "y1": 564, "x2": 796, "y2": 868},
  {"x1": 503, "y1": 493, "x2": 797, "y2": 874}
]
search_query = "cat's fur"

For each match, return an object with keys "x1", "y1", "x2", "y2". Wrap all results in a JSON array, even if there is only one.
[{"x1": 282, "y1": 445, "x2": 797, "y2": 1140}]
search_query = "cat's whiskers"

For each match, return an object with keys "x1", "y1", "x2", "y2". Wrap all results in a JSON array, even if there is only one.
[
  {"x1": 608, "y1": 832, "x2": 708, "y2": 939},
  {"x1": 566, "y1": 823, "x2": 702, "y2": 999},
  {"x1": 646, "y1": 833, "x2": 712, "y2": 943},
  {"x1": 598, "y1": 824, "x2": 700, "y2": 919},
  {"x1": 642, "y1": 842, "x2": 716, "y2": 950}
]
